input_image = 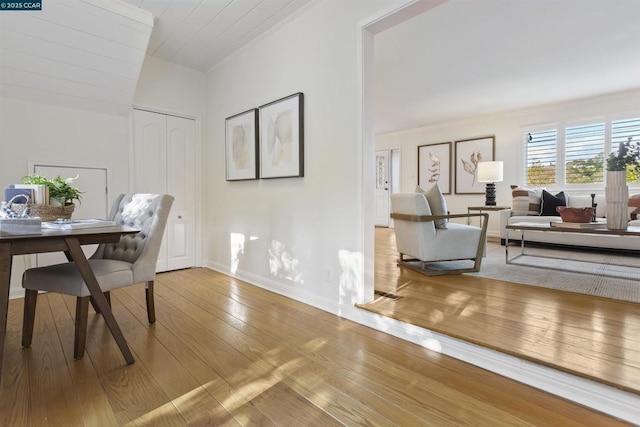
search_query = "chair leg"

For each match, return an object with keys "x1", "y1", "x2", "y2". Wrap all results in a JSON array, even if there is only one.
[
  {"x1": 145, "y1": 281, "x2": 156, "y2": 324},
  {"x1": 74, "y1": 296, "x2": 90, "y2": 359},
  {"x1": 89, "y1": 297, "x2": 99, "y2": 313},
  {"x1": 89, "y1": 291, "x2": 111, "y2": 314},
  {"x1": 22, "y1": 289, "x2": 38, "y2": 347}
]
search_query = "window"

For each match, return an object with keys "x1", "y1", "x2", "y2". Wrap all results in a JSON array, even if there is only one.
[
  {"x1": 612, "y1": 118, "x2": 640, "y2": 184},
  {"x1": 525, "y1": 116, "x2": 640, "y2": 186},
  {"x1": 564, "y1": 123, "x2": 604, "y2": 184},
  {"x1": 525, "y1": 129, "x2": 557, "y2": 186}
]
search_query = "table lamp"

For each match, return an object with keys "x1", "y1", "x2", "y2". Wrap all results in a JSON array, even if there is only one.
[{"x1": 477, "y1": 161, "x2": 503, "y2": 206}]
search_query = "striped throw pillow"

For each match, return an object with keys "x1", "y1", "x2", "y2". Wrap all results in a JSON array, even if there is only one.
[{"x1": 511, "y1": 185, "x2": 544, "y2": 216}]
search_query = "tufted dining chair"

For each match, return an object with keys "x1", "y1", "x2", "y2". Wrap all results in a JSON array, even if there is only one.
[{"x1": 21, "y1": 193, "x2": 174, "y2": 359}]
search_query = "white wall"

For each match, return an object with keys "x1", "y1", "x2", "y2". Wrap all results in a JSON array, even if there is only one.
[
  {"x1": 0, "y1": 98, "x2": 130, "y2": 193},
  {"x1": 204, "y1": 0, "x2": 404, "y2": 310},
  {"x1": 376, "y1": 90, "x2": 640, "y2": 237},
  {"x1": 134, "y1": 55, "x2": 207, "y2": 119}
]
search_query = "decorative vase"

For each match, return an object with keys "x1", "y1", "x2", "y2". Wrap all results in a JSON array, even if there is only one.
[{"x1": 605, "y1": 170, "x2": 628, "y2": 230}]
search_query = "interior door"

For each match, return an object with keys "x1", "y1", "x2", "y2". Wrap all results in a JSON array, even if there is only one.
[
  {"x1": 389, "y1": 148, "x2": 401, "y2": 228},
  {"x1": 133, "y1": 109, "x2": 169, "y2": 272},
  {"x1": 32, "y1": 164, "x2": 108, "y2": 266},
  {"x1": 374, "y1": 149, "x2": 390, "y2": 227},
  {"x1": 166, "y1": 115, "x2": 196, "y2": 270},
  {"x1": 132, "y1": 109, "x2": 197, "y2": 272}
]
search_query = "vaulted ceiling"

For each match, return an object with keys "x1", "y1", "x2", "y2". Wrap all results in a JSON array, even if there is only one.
[
  {"x1": 1, "y1": 0, "x2": 638, "y2": 129},
  {"x1": 0, "y1": 0, "x2": 154, "y2": 115},
  {"x1": 0, "y1": 0, "x2": 315, "y2": 115},
  {"x1": 120, "y1": 0, "x2": 316, "y2": 72}
]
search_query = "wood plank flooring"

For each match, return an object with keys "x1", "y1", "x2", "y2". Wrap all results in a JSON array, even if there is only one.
[
  {"x1": 0, "y1": 267, "x2": 629, "y2": 425},
  {"x1": 363, "y1": 227, "x2": 640, "y2": 396}
]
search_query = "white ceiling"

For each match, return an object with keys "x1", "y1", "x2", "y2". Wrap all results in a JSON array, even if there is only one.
[
  {"x1": 120, "y1": 0, "x2": 317, "y2": 72},
  {"x1": 0, "y1": 0, "x2": 315, "y2": 115},
  {"x1": 1, "y1": 0, "x2": 638, "y2": 127},
  {"x1": 0, "y1": 0, "x2": 154, "y2": 115},
  {"x1": 374, "y1": 0, "x2": 640, "y2": 134}
]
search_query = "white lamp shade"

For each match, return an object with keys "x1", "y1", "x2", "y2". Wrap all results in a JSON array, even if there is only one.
[{"x1": 477, "y1": 161, "x2": 504, "y2": 183}]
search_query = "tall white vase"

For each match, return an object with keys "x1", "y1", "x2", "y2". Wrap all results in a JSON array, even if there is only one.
[{"x1": 605, "y1": 170, "x2": 628, "y2": 230}]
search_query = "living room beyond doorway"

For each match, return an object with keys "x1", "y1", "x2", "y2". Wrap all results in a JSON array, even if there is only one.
[{"x1": 367, "y1": 227, "x2": 640, "y2": 397}]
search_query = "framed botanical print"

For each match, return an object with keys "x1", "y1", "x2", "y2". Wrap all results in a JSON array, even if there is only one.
[
  {"x1": 418, "y1": 141, "x2": 451, "y2": 194},
  {"x1": 455, "y1": 136, "x2": 495, "y2": 194}
]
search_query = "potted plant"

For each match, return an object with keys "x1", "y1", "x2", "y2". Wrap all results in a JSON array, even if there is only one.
[
  {"x1": 20, "y1": 174, "x2": 83, "y2": 221},
  {"x1": 606, "y1": 137, "x2": 640, "y2": 174},
  {"x1": 605, "y1": 137, "x2": 639, "y2": 229},
  {"x1": 22, "y1": 174, "x2": 83, "y2": 207}
]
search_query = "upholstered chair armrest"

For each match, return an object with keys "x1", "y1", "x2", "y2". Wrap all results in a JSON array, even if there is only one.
[
  {"x1": 391, "y1": 212, "x2": 488, "y2": 256},
  {"x1": 391, "y1": 212, "x2": 488, "y2": 223}
]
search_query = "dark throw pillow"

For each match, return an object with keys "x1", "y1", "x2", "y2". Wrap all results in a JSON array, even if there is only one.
[{"x1": 540, "y1": 190, "x2": 566, "y2": 216}]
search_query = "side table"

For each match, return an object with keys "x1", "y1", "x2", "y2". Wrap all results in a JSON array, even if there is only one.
[{"x1": 467, "y1": 205, "x2": 510, "y2": 226}]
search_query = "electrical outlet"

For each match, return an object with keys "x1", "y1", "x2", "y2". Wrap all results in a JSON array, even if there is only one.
[{"x1": 325, "y1": 267, "x2": 332, "y2": 282}]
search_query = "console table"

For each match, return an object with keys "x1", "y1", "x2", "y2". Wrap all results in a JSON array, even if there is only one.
[{"x1": 467, "y1": 205, "x2": 510, "y2": 226}]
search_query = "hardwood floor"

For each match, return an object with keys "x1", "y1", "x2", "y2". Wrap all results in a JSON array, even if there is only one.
[
  {"x1": 365, "y1": 227, "x2": 640, "y2": 396},
  {"x1": 0, "y1": 267, "x2": 629, "y2": 425}
]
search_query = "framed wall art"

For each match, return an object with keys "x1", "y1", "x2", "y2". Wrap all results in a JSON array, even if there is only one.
[
  {"x1": 418, "y1": 141, "x2": 451, "y2": 194},
  {"x1": 454, "y1": 136, "x2": 495, "y2": 194},
  {"x1": 259, "y1": 92, "x2": 304, "y2": 179},
  {"x1": 225, "y1": 108, "x2": 258, "y2": 181}
]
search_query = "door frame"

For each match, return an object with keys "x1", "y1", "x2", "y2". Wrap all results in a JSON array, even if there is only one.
[
  {"x1": 358, "y1": 0, "x2": 445, "y2": 304},
  {"x1": 28, "y1": 160, "x2": 110, "y2": 210},
  {"x1": 27, "y1": 160, "x2": 110, "y2": 267}
]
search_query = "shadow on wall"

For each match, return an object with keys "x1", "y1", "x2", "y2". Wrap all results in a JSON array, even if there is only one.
[
  {"x1": 269, "y1": 239, "x2": 303, "y2": 283},
  {"x1": 229, "y1": 232, "x2": 368, "y2": 309},
  {"x1": 230, "y1": 232, "x2": 304, "y2": 284},
  {"x1": 338, "y1": 249, "x2": 362, "y2": 306}
]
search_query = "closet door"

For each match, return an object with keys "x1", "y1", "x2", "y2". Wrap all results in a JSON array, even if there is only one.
[
  {"x1": 166, "y1": 115, "x2": 196, "y2": 270},
  {"x1": 132, "y1": 109, "x2": 197, "y2": 272},
  {"x1": 132, "y1": 110, "x2": 167, "y2": 194},
  {"x1": 133, "y1": 109, "x2": 169, "y2": 272}
]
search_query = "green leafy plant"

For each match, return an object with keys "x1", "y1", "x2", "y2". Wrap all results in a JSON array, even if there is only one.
[
  {"x1": 22, "y1": 174, "x2": 83, "y2": 206},
  {"x1": 606, "y1": 137, "x2": 640, "y2": 173}
]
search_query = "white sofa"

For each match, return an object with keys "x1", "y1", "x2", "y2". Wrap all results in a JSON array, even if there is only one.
[{"x1": 500, "y1": 192, "x2": 640, "y2": 251}]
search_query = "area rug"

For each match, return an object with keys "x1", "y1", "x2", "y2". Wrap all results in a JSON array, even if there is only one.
[{"x1": 465, "y1": 242, "x2": 640, "y2": 303}]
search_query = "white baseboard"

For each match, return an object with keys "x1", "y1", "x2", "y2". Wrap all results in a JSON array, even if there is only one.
[
  {"x1": 9, "y1": 288, "x2": 24, "y2": 300},
  {"x1": 202, "y1": 260, "x2": 640, "y2": 424},
  {"x1": 206, "y1": 261, "x2": 341, "y2": 314}
]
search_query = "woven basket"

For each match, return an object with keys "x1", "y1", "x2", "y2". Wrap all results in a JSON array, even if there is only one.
[
  {"x1": 7, "y1": 196, "x2": 74, "y2": 222},
  {"x1": 29, "y1": 204, "x2": 75, "y2": 222}
]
